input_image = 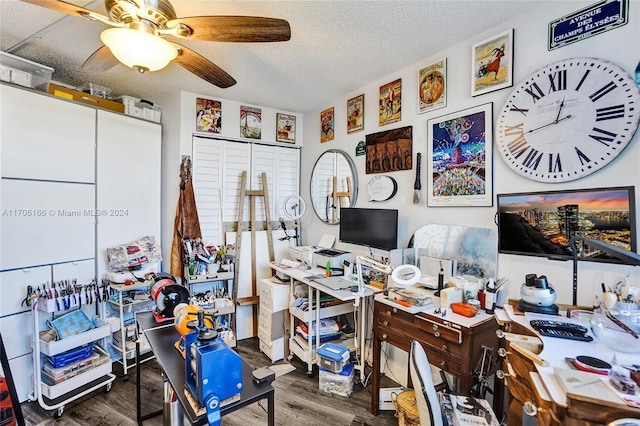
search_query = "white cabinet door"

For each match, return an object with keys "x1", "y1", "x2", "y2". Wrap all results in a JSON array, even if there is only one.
[
  {"x1": 0, "y1": 84, "x2": 95, "y2": 183},
  {"x1": 96, "y1": 111, "x2": 161, "y2": 278},
  {"x1": 9, "y1": 353, "x2": 33, "y2": 402},
  {"x1": 0, "y1": 266, "x2": 51, "y2": 317},
  {"x1": 52, "y1": 259, "x2": 95, "y2": 284},
  {"x1": 1, "y1": 180, "x2": 95, "y2": 270},
  {"x1": 0, "y1": 313, "x2": 33, "y2": 359}
]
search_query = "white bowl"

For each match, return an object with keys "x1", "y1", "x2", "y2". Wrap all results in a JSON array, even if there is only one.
[{"x1": 590, "y1": 318, "x2": 640, "y2": 354}]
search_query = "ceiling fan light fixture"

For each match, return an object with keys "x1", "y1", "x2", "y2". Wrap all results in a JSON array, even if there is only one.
[{"x1": 100, "y1": 27, "x2": 178, "y2": 72}]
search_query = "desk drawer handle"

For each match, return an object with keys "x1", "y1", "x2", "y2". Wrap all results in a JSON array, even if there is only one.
[
  {"x1": 432, "y1": 324, "x2": 438, "y2": 331},
  {"x1": 441, "y1": 344, "x2": 447, "y2": 351},
  {"x1": 440, "y1": 360, "x2": 447, "y2": 367},
  {"x1": 434, "y1": 331, "x2": 441, "y2": 338},
  {"x1": 385, "y1": 310, "x2": 392, "y2": 317},
  {"x1": 382, "y1": 333, "x2": 388, "y2": 340},
  {"x1": 383, "y1": 321, "x2": 388, "y2": 326},
  {"x1": 393, "y1": 307, "x2": 398, "y2": 314}
]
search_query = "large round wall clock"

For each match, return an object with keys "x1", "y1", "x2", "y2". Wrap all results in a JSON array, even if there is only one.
[{"x1": 496, "y1": 57, "x2": 640, "y2": 182}]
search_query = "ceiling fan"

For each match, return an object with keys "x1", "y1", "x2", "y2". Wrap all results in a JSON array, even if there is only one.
[{"x1": 20, "y1": 0, "x2": 291, "y2": 88}]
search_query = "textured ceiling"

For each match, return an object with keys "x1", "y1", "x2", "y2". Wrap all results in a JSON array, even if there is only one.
[{"x1": 0, "y1": 0, "x2": 544, "y2": 113}]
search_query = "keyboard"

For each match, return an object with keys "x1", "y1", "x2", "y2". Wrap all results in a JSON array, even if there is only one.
[{"x1": 529, "y1": 319, "x2": 593, "y2": 342}]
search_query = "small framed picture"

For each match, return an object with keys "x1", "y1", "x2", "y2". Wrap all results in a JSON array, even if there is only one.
[
  {"x1": 426, "y1": 103, "x2": 493, "y2": 207},
  {"x1": 471, "y1": 29, "x2": 514, "y2": 97},
  {"x1": 379, "y1": 79, "x2": 401, "y2": 126},
  {"x1": 418, "y1": 58, "x2": 447, "y2": 114},
  {"x1": 276, "y1": 113, "x2": 296, "y2": 144},
  {"x1": 347, "y1": 94, "x2": 364, "y2": 133},
  {"x1": 240, "y1": 105, "x2": 262, "y2": 139},
  {"x1": 320, "y1": 107, "x2": 334, "y2": 142},
  {"x1": 196, "y1": 97, "x2": 221, "y2": 133}
]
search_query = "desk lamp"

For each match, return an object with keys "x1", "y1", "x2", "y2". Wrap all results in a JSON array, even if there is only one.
[{"x1": 570, "y1": 236, "x2": 640, "y2": 306}]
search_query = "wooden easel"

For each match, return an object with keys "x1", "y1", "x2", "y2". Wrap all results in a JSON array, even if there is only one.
[
  {"x1": 234, "y1": 171, "x2": 274, "y2": 335},
  {"x1": 331, "y1": 176, "x2": 352, "y2": 222}
]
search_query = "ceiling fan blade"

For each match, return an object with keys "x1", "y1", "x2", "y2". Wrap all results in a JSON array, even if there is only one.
[
  {"x1": 20, "y1": 0, "x2": 109, "y2": 20},
  {"x1": 82, "y1": 45, "x2": 120, "y2": 72},
  {"x1": 167, "y1": 16, "x2": 291, "y2": 42},
  {"x1": 173, "y1": 43, "x2": 236, "y2": 88}
]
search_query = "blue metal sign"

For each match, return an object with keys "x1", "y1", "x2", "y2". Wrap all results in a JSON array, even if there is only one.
[{"x1": 548, "y1": 0, "x2": 628, "y2": 50}]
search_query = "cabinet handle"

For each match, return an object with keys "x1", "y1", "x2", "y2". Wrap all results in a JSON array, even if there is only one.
[
  {"x1": 382, "y1": 333, "x2": 388, "y2": 340},
  {"x1": 440, "y1": 360, "x2": 447, "y2": 367},
  {"x1": 441, "y1": 344, "x2": 447, "y2": 351},
  {"x1": 385, "y1": 310, "x2": 391, "y2": 317},
  {"x1": 432, "y1": 324, "x2": 438, "y2": 331},
  {"x1": 392, "y1": 307, "x2": 398, "y2": 314},
  {"x1": 434, "y1": 331, "x2": 441, "y2": 338},
  {"x1": 383, "y1": 321, "x2": 388, "y2": 326}
]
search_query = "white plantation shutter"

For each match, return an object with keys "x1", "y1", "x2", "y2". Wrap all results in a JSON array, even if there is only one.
[{"x1": 192, "y1": 136, "x2": 299, "y2": 245}]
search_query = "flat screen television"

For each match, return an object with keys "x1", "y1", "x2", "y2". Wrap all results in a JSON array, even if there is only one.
[
  {"x1": 497, "y1": 186, "x2": 636, "y2": 263},
  {"x1": 339, "y1": 208, "x2": 398, "y2": 251}
]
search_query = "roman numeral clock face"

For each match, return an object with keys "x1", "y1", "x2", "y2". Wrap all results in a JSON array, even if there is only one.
[{"x1": 497, "y1": 58, "x2": 640, "y2": 182}]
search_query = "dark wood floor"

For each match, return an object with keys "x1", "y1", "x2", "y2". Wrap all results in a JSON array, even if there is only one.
[{"x1": 21, "y1": 338, "x2": 398, "y2": 426}]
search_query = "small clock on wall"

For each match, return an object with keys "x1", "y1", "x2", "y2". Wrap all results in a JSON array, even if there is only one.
[{"x1": 496, "y1": 57, "x2": 640, "y2": 182}]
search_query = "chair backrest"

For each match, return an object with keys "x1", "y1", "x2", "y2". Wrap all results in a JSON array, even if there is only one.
[{"x1": 409, "y1": 340, "x2": 443, "y2": 426}]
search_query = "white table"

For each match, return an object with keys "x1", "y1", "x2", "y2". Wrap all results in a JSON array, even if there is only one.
[{"x1": 269, "y1": 261, "x2": 374, "y2": 381}]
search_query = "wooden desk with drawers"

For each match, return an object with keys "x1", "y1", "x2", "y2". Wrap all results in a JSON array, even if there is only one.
[{"x1": 371, "y1": 297, "x2": 502, "y2": 415}]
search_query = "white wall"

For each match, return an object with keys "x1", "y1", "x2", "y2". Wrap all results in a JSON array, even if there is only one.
[{"x1": 300, "y1": 0, "x2": 640, "y2": 309}]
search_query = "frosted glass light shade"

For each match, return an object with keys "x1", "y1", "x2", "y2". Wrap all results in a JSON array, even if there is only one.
[{"x1": 101, "y1": 28, "x2": 178, "y2": 72}]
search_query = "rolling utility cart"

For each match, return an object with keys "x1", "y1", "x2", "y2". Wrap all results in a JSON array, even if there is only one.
[
  {"x1": 184, "y1": 264, "x2": 237, "y2": 348},
  {"x1": 30, "y1": 282, "x2": 115, "y2": 418},
  {"x1": 106, "y1": 279, "x2": 155, "y2": 377}
]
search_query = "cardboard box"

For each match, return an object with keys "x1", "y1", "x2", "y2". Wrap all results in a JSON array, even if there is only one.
[{"x1": 48, "y1": 83, "x2": 125, "y2": 113}]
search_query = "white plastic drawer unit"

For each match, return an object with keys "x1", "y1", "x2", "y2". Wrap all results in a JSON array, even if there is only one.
[
  {"x1": 258, "y1": 305, "x2": 286, "y2": 341},
  {"x1": 259, "y1": 278, "x2": 290, "y2": 312},
  {"x1": 258, "y1": 325, "x2": 285, "y2": 362}
]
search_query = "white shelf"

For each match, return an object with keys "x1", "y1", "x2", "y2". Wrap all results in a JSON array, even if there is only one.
[
  {"x1": 186, "y1": 270, "x2": 234, "y2": 283},
  {"x1": 41, "y1": 359, "x2": 112, "y2": 399},
  {"x1": 290, "y1": 302, "x2": 354, "y2": 323},
  {"x1": 39, "y1": 323, "x2": 111, "y2": 357}
]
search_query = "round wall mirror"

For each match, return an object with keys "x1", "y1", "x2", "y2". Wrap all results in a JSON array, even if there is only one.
[{"x1": 310, "y1": 149, "x2": 358, "y2": 224}]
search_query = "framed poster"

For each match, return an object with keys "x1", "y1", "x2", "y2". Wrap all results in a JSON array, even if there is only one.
[
  {"x1": 379, "y1": 79, "x2": 401, "y2": 126},
  {"x1": 426, "y1": 103, "x2": 493, "y2": 207},
  {"x1": 347, "y1": 94, "x2": 364, "y2": 133},
  {"x1": 419, "y1": 58, "x2": 447, "y2": 113},
  {"x1": 320, "y1": 107, "x2": 334, "y2": 143},
  {"x1": 240, "y1": 105, "x2": 262, "y2": 139},
  {"x1": 196, "y1": 97, "x2": 222, "y2": 133},
  {"x1": 471, "y1": 29, "x2": 513, "y2": 97},
  {"x1": 276, "y1": 113, "x2": 296, "y2": 143},
  {"x1": 365, "y1": 125, "x2": 412, "y2": 174}
]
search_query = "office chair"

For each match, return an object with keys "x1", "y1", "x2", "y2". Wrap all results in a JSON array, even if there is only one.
[{"x1": 409, "y1": 339, "x2": 443, "y2": 426}]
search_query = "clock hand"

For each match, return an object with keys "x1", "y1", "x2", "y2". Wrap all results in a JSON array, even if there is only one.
[
  {"x1": 526, "y1": 114, "x2": 572, "y2": 134},
  {"x1": 554, "y1": 96, "x2": 566, "y2": 123}
]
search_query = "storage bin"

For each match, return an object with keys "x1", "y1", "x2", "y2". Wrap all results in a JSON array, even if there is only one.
[
  {"x1": 45, "y1": 344, "x2": 93, "y2": 368},
  {"x1": 319, "y1": 362, "x2": 354, "y2": 397},
  {"x1": 42, "y1": 349, "x2": 106, "y2": 385},
  {"x1": 317, "y1": 342, "x2": 350, "y2": 373},
  {"x1": 0, "y1": 51, "x2": 53, "y2": 89}
]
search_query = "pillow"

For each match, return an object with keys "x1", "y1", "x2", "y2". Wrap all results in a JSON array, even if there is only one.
[{"x1": 47, "y1": 309, "x2": 95, "y2": 340}]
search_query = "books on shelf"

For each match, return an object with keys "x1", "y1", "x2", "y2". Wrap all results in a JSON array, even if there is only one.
[{"x1": 439, "y1": 393, "x2": 499, "y2": 426}]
